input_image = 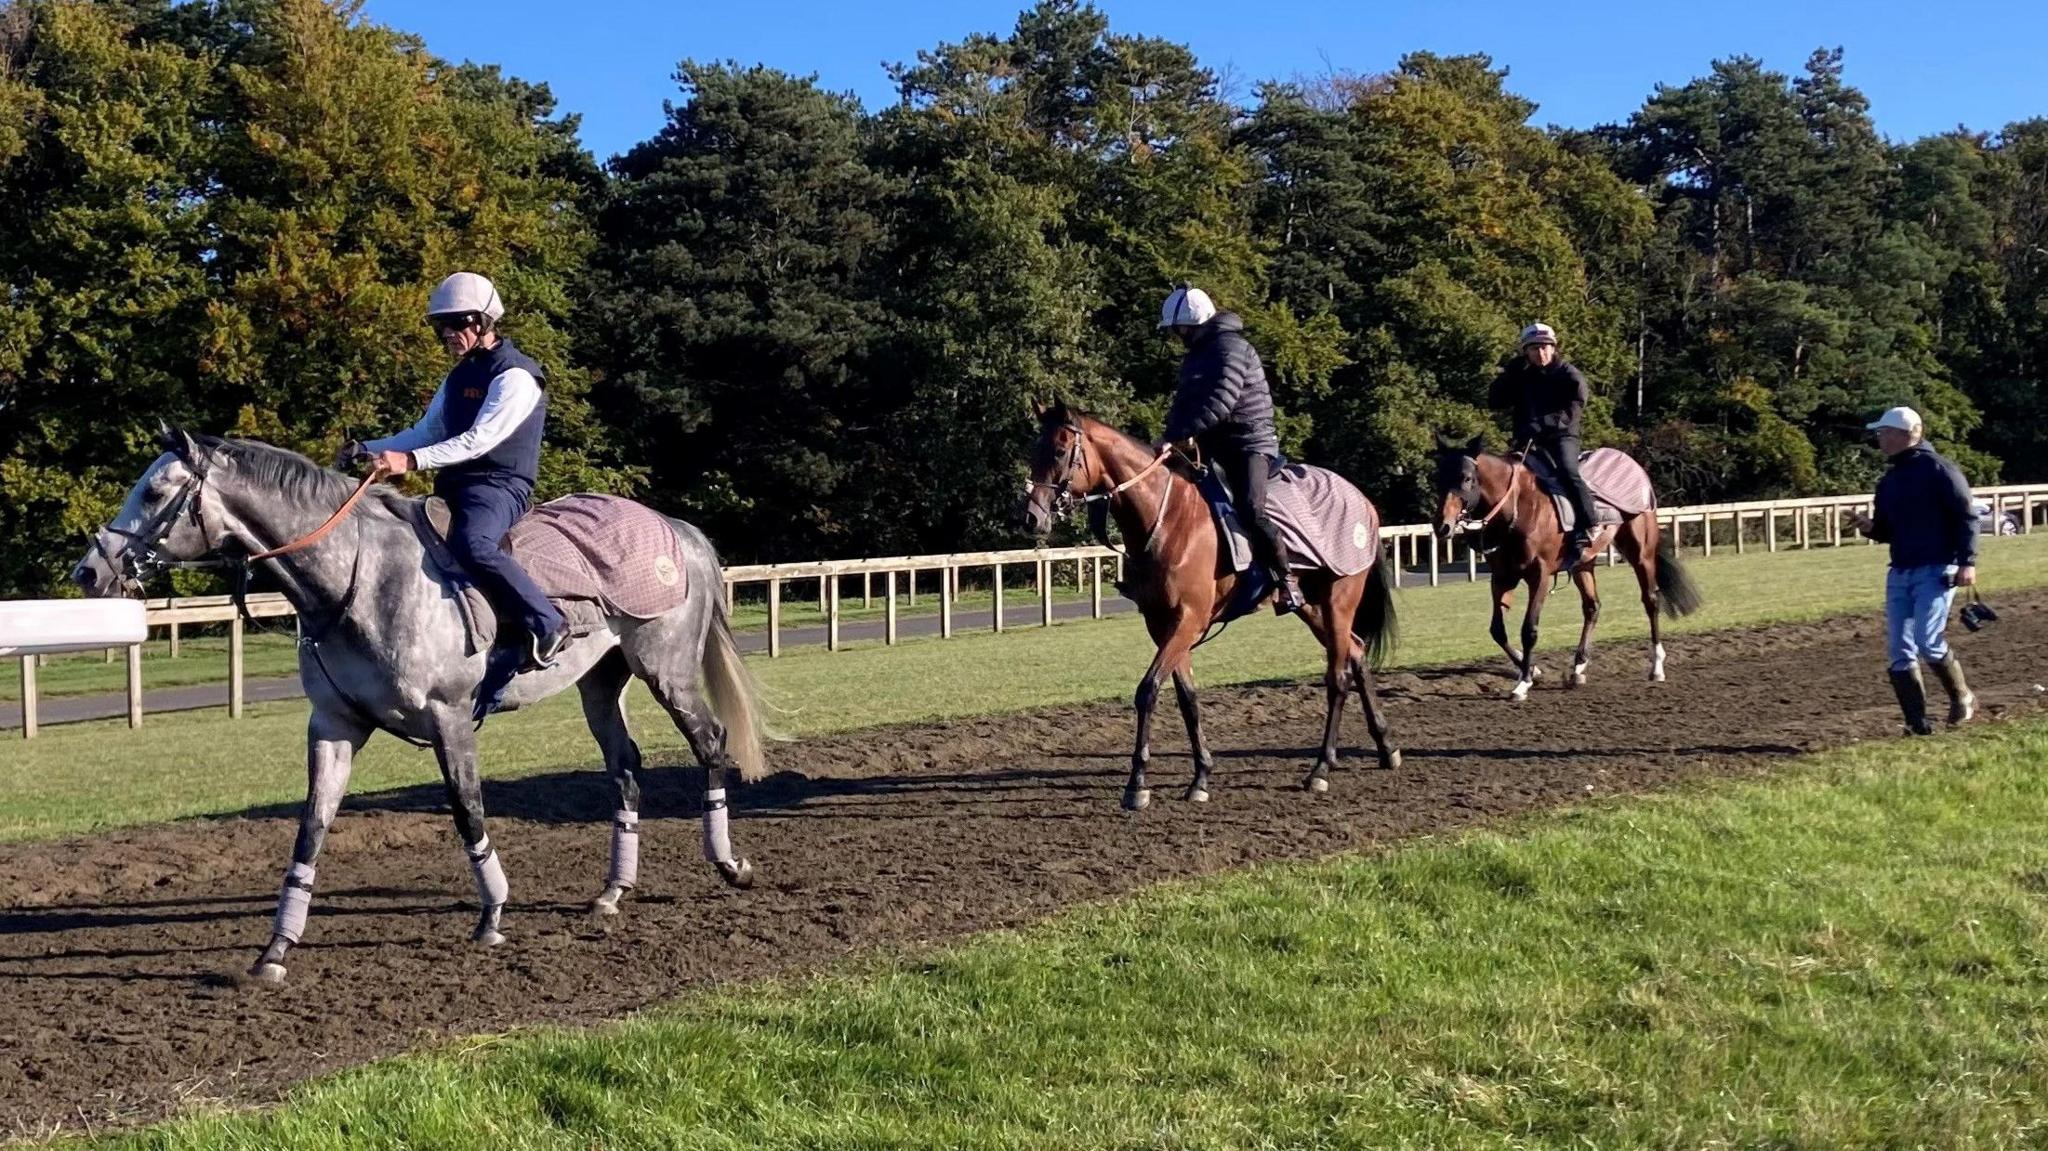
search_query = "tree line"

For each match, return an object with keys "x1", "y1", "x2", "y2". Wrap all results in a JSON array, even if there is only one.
[{"x1": 3, "y1": 0, "x2": 2044, "y2": 593}]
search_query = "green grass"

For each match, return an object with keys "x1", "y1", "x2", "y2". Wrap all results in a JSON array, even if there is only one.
[
  {"x1": 81, "y1": 707, "x2": 2048, "y2": 1149},
  {"x1": 6, "y1": 533, "x2": 2048, "y2": 843}
]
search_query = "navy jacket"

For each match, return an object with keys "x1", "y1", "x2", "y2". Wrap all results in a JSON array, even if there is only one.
[
  {"x1": 438, "y1": 337, "x2": 548, "y2": 492},
  {"x1": 1163, "y1": 312, "x2": 1280, "y2": 459},
  {"x1": 1488, "y1": 357, "x2": 1588, "y2": 444},
  {"x1": 1865, "y1": 441, "x2": 1977, "y2": 569}
]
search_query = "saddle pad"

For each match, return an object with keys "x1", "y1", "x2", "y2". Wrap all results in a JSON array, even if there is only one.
[
  {"x1": 1200, "y1": 464, "x2": 1382, "y2": 578},
  {"x1": 505, "y1": 494, "x2": 690, "y2": 620},
  {"x1": 1526, "y1": 447, "x2": 1653, "y2": 531},
  {"x1": 408, "y1": 493, "x2": 688, "y2": 653}
]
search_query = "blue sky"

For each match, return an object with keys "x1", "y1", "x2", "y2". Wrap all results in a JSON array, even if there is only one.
[{"x1": 363, "y1": 0, "x2": 2048, "y2": 162}]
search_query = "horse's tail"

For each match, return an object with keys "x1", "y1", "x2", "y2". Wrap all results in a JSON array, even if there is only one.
[
  {"x1": 1654, "y1": 523, "x2": 1704, "y2": 618},
  {"x1": 1354, "y1": 550, "x2": 1400, "y2": 671},
  {"x1": 701, "y1": 598, "x2": 771, "y2": 782}
]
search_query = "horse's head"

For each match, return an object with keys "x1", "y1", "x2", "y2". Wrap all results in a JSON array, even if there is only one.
[
  {"x1": 72, "y1": 424, "x2": 223, "y2": 597},
  {"x1": 1017, "y1": 399, "x2": 1092, "y2": 540},
  {"x1": 1430, "y1": 431, "x2": 1487, "y2": 540}
]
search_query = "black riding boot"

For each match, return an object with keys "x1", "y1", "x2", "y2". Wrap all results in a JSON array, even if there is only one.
[
  {"x1": 1929, "y1": 655, "x2": 1975, "y2": 725},
  {"x1": 1888, "y1": 666, "x2": 1935, "y2": 736}
]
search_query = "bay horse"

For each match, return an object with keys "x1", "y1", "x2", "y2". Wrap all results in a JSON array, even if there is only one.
[
  {"x1": 74, "y1": 428, "x2": 767, "y2": 985},
  {"x1": 1019, "y1": 403, "x2": 1400, "y2": 809},
  {"x1": 1430, "y1": 432, "x2": 1702, "y2": 700}
]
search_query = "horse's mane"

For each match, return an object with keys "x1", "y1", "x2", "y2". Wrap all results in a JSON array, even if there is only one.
[{"x1": 197, "y1": 435, "x2": 395, "y2": 508}]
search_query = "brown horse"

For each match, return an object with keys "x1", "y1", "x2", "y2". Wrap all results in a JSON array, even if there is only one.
[
  {"x1": 1430, "y1": 432, "x2": 1702, "y2": 700},
  {"x1": 1019, "y1": 403, "x2": 1400, "y2": 809}
]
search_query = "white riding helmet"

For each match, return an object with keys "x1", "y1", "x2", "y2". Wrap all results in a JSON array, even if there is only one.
[
  {"x1": 1158, "y1": 286, "x2": 1218, "y2": 329},
  {"x1": 1519, "y1": 321, "x2": 1558, "y2": 348},
  {"x1": 426, "y1": 271, "x2": 504, "y2": 324}
]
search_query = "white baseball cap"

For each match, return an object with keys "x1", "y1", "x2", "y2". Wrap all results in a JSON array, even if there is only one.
[
  {"x1": 1865, "y1": 406, "x2": 1923, "y2": 433},
  {"x1": 1159, "y1": 286, "x2": 1217, "y2": 329},
  {"x1": 1519, "y1": 322, "x2": 1558, "y2": 348}
]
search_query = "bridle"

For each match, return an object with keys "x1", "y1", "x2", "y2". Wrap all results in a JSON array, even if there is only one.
[
  {"x1": 91, "y1": 447, "x2": 390, "y2": 594},
  {"x1": 1440, "y1": 447, "x2": 1525, "y2": 538},
  {"x1": 1025, "y1": 421, "x2": 1178, "y2": 543}
]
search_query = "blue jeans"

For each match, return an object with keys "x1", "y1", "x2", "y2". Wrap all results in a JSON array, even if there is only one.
[
  {"x1": 1885, "y1": 564, "x2": 1957, "y2": 671},
  {"x1": 441, "y1": 477, "x2": 564, "y2": 642}
]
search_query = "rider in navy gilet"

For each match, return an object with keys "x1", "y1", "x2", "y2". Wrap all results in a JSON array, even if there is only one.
[{"x1": 356, "y1": 272, "x2": 567, "y2": 674}]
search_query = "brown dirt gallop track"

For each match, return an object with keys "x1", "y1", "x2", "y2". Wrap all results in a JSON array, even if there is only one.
[{"x1": 6, "y1": 593, "x2": 2048, "y2": 1135}]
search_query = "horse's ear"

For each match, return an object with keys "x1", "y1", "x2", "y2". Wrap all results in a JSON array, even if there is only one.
[
  {"x1": 1030, "y1": 397, "x2": 1048, "y2": 419},
  {"x1": 158, "y1": 421, "x2": 198, "y2": 463},
  {"x1": 1465, "y1": 433, "x2": 1485, "y2": 454},
  {"x1": 1433, "y1": 429, "x2": 1456, "y2": 451}
]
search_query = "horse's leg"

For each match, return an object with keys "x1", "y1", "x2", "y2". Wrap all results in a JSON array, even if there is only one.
[
  {"x1": 1618, "y1": 514, "x2": 1666, "y2": 681},
  {"x1": 1171, "y1": 663, "x2": 1215, "y2": 803},
  {"x1": 1127, "y1": 612, "x2": 1202, "y2": 812},
  {"x1": 249, "y1": 709, "x2": 370, "y2": 984},
  {"x1": 1568, "y1": 564, "x2": 1601, "y2": 688},
  {"x1": 1302, "y1": 576, "x2": 1359, "y2": 794},
  {"x1": 578, "y1": 649, "x2": 644, "y2": 916},
  {"x1": 1351, "y1": 654, "x2": 1401, "y2": 772},
  {"x1": 1489, "y1": 567, "x2": 1526, "y2": 681},
  {"x1": 647, "y1": 676, "x2": 755, "y2": 890},
  {"x1": 431, "y1": 714, "x2": 508, "y2": 946},
  {"x1": 1511, "y1": 572, "x2": 1552, "y2": 702}
]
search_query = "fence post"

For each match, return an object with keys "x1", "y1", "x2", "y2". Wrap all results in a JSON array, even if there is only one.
[
  {"x1": 862, "y1": 571, "x2": 872, "y2": 609},
  {"x1": 818, "y1": 575, "x2": 828, "y2": 615},
  {"x1": 126, "y1": 644, "x2": 143, "y2": 729},
  {"x1": 229, "y1": 614, "x2": 245, "y2": 719},
  {"x1": 169, "y1": 618, "x2": 180, "y2": 659},
  {"x1": 992, "y1": 563, "x2": 1005, "y2": 633},
  {"x1": 2024, "y1": 494, "x2": 2034, "y2": 534},
  {"x1": 1040, "y1": 559, "x2": 1054, "y2": 626},
  {"x1": 1466, "y1": 535, "x2": 1477, "y2": 581},
  {"x1": 885, "y1": 571, "x2": 899, "y2": 645},
  {"x1": 1701, "y1": 513, "x2": 1713, "y2": 557},
  {"x1": 1828, "y1": 505, "x2": 1840, "y2": 547},
  {"x1": 1091, "y1": 555, "x2": 1104, "y2": 618},
  {"x1": 19, "y1": 656, "x2": 36, "y2": 740},
  {"x1": 1767, "y1": 506, "x2": 1778, "y2": 553},
  {"x1": 941, "y1": 565, "x2": 956, "y2": 638},
  {"x1": 827, "y1": 576, "x2": 842, "y2": 652},
  {"x1": 767, "y1": 579, "x2": 782, "y2": 659},
  {"x1": 906, "y1": 568, "x2": 918, "y2": 607},
  {"x1": 1735, "y1": 511, "x2": 1746, "y2": 554},
  {"x1": 724, "y1": 578, "x2": 735, "y2": 615},
  {"x1": 1429, "y1": 531, "x2": 1440, "y2": 587}
]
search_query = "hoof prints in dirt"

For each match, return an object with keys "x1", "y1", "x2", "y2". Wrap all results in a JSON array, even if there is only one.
[{"x1": 4, "y1": 592, "x2": 2047, "y2": 1134}]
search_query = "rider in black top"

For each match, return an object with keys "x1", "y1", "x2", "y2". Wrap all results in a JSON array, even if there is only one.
[
  {"x1": 1157, "y1": 286, "x2": 1301, "y2": 614},
  {"x1": 1488, "y1": 322, "x2": 1597, "y2": 562}
]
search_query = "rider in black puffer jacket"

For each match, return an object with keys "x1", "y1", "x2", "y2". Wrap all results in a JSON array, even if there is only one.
[{"x1": 1158, "y1": 286, "x2": 1299, "y2": 614}]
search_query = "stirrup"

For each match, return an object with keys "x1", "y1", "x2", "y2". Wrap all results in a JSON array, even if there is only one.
[
  {"x1": 1272, "y1": 575, "x2": 1304, "y2": 616},
  {"x1": 521, "y1": 628, "x2": 568, "y2": 674}
]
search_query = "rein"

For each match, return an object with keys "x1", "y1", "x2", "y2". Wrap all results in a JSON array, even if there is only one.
[
  {"x1": 247, "y1": 462, "x2": 391, "y2": 560},
  {"x1": 1030, "y1": 426, "x2": 1179, "y2": 554},
  {"x1": 1477, "y1": 451, "x2": 1525, "y2": 531}
]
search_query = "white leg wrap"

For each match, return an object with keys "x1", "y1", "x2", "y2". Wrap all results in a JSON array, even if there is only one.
[
  {"x1": 467, "y1": 836, "x2": 508, "y2": 907},
  {"x1": 702, "y1": 788, "x2": 735, "y2": 864},
  {"x1": 607, "y1": 809, "x2": 640, "y2": 890},
  {"x1": 272, "y1": 861, "x2": 316, "y2": 944}
]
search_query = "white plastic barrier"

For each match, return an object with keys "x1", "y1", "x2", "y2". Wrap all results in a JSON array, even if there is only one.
[
  {"x1": 0, "y1": 599, "x2": 146, "y2": 657},
  {"x1": 3, "y1": 600, "x2": 148, "y2": 738}
]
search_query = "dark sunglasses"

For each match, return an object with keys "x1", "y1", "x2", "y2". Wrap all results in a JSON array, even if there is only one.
[{"x1": 429, "y1": 313, "x2": 479, "y2": 335}]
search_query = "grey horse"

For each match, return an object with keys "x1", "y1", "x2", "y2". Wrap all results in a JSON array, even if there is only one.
[{"x1": 73, "y1": 427, "x2": 768, "y2": 984}]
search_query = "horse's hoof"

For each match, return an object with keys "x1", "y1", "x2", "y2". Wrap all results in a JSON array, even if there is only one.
[
  {"x1": 1509, "y1": 684, "x2": 1532, "y2": 702},
  {"x1": 473, "y1": 927, "x2": 507, "y2": 947},
  {"x1": 1381, "y1": 749, "x2": 1402, "y2": 772},
  {"x1": 591, "y1": 896, "x2": 621, "y2": 918},
  {"x1": 716, "y1": 859, "x2": 755, "y2": 890},
  {"x1": 1183, "y1": 786, "x2": 1210, "y2": 804},
  {"x1": 246, "y1": 962, "x2": 287, "y2": 986},
  {"x1": 1305, "y1": 774, "x2": 1330, "y2": 794},
  {"x1": 1123, "y1": 788, "x2": 1152, "y2": 812}
]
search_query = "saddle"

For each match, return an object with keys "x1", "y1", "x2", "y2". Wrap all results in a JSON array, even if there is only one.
[
  {"x1": 1197, "y1": 461, "x2": 1381, "y2": 622},
  {"x1": 410, "y1": 493, "x2": 690, "y2": 655},
  {"x1": 1515, "y1": 447, "x2": 1653, "y2": 533}
]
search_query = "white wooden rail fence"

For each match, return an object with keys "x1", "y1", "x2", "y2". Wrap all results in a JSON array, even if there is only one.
[{"x1": 15, "y1": 483, "x2": 2048, "y2": 737}]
